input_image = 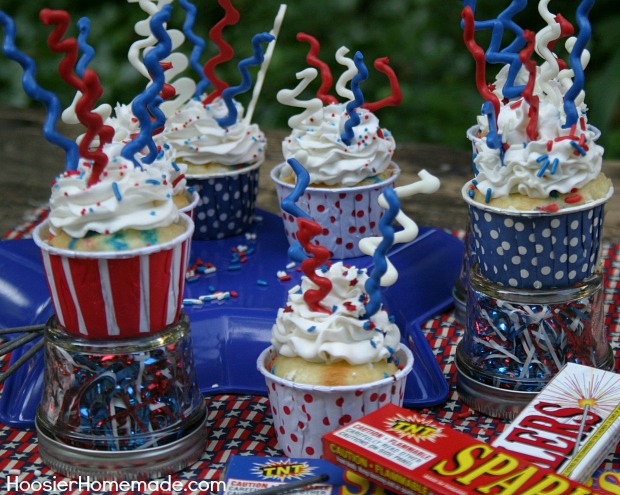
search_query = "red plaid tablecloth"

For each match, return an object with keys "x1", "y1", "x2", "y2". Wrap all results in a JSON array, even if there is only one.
[{"x1": 1, "y1": 212, "x2": 619, "y2": 494}]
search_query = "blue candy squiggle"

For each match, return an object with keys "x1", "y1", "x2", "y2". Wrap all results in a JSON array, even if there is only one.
[
  {"x1": 482, "y1": 100, "x2": 502, "y2": 152},
  {"x1": 0, "y1": 10, "x2": 79, "y2": 170},
  {"x1": 76, "y1": 17, "x2": 94, "y2": 77},
  {"x1": 122, "y1": 5, "x2": 172, "y2": 167},
  {"x1": 341, "y1": 51, "x2": 368, "y2": 146},
  {"x1": 563, "y1": 0, "x2": 594, "y2": 128},
  {"x1": 281, "y1": 157, "x2": 311, "y2": 263},
  {"x1": 216, "y1": 32, "x2": 275, "y2": 128},
  {"x1": 363, "y1": 187, "x2": 399, "y2": 318},
  {"x1": 179, "y1": 0, "x2": 210, "y2": 98},
  {"x1": 462, "y1": 0, "x2": 527, "y2": 100}
]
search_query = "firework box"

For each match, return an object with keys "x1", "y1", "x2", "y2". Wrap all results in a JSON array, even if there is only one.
[
  {"x1": 322, "y1": 403, "x2": 603, "y2": 495},
  {"x1": 589, "y1": 466, "x2": 620, "y2": 495},
  {"x1": 218, "y1": 455, "x2": 389, "y2": 495},
  {"x1": 492, "y1": 363, "x2": 620, "y2": 484}
]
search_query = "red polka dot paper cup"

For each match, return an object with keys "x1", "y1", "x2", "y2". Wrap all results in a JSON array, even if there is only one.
[
  {"x1": 271, "y1": 162, "x2": 401, "y2": 259},
  {"x1": 462, "y1": 181, "x2": 613, "y2": 289},
  {"x1": 32, "y1": 214, "x2": 194, "y2": 339},
  {"x1": 257, "y1": 344, "x2": 413, "y2": 458}
]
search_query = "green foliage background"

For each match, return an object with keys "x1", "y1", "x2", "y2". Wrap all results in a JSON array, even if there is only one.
[{"x1": 1, "y1": 0, "x2": 619, "y2": 157}]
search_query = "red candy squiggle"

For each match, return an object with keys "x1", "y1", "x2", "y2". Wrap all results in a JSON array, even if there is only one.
[
  {"x1": 520, "y1": 30, "x2": 539, "y2": 141},
  {"x1": 296, "y1": 32, "x2": 338, "y2": 105},
  {"x1": 40, "y1": 9, "x2": 113, "y2": 185},
  {"x1": 363, "y1": 57, "x2": 402, "y2": 112},
  {"x1": 203, "y1": 0, "x2": 240, "y2": 104},
  {"x1": 548, "y1": 14, "x2": 575, "y2": 71},
  {"x1": 296, "y1": 217, "x2": 332, "y2": 314},
  {"x1": 462, "y1": 6, "x2": 501, "y2": 120}
]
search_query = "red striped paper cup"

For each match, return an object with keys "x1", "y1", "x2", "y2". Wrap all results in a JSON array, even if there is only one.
[{"x1": 32, "y1": 215, "x2": 194, "y2": 339}]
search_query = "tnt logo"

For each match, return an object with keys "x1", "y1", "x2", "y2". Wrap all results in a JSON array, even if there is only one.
[
  {"x1": 386, "y1": 414, "x2": 445, "y2": 443},
  {"x1": 252, "y1": 460, "x2": 315, "y2": 480}
]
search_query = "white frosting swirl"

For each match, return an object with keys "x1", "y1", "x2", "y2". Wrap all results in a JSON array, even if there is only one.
[
  {"x1": 48, "y1": 141, "x2": 179, "y2": 238},
  {"x1": 161, "y1": 96, "x2": 266, "y2": 170},
  {"x1": 271, "y1": 262, "x2": 401, "y2": 365},
  {"x1": 280, "y1": 103, "x2": 395, "y2": 187},
  {"x1": 472, "y1": 65, "x2": 603, "y2": 199}
]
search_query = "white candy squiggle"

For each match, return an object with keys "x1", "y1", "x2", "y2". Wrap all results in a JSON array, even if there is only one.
[
  {"x1": 358, "y1": 170, "x2": 440, "y2": 286},
  {"x1": 276, "y1": 68, "x2": 323, "y2": 128},
  {"x1": 335, "y1": 46, "x2": 356, "y2": 102},
  {"x1": 536, "y1": 0, "x2": 563, "y2": 106},
  {"x1": 127, "y1": 0, "x2": 196, "y2": 117}
]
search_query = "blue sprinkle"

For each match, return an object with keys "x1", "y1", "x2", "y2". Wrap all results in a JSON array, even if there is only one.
[
  {"x1": 537, "y1": 158, "x2": 550, "y2": 177},
  {"x1": 536, "y1": 154, "x2": 548, "y2": 163},
  {"x1": 69, "y1": 238, "x2": 77, "y2": 250},
  {"x1": 363, "y1": 321, "x2": 372, "y2": 330},
  {"x1": 370, "y1": 340, "x2": 377, "y2": 348},
  {"x1": 257, "y1": 279, "x2": 268, "y2": 286},
  {"x1": 550, "y1": 157, "x2": 560, "y2": 174},
  {"x1": 570, "y1": 141, "x2": 586, "y2": 156},
  {"x1": 172, "y1": 161, "x2": 180, "y2": 171},
  {"x1": 484, "y1": 188, "x2": 492, "y2": 203},
  {"x1": 332, "y1": 305, "x2": 338, "y2": 313},
  {"x1": 308, "y1": 326, "x2": 316, "y2": 333},
  {"x1": 146, "y1": 179, "x2": 161, "y2": 185},
  {"x1": 228, "y1": 264, "x2": 241, "y2": 271},
  {"x1": 469, "y1": 189, "x2": 475, "y2": 198},
  {"x1": 112, "y1": 182, "x2": 122, "y2": 201}
]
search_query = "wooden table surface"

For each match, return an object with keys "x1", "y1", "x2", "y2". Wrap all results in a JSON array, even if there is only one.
[{"x1": 1, "y1": 106, "x2": 619, "y2": 241}]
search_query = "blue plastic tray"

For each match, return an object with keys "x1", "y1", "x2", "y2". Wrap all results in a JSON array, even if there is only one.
[{"x1": 0, "y1": 210, "x2": 463, "y2": 428}]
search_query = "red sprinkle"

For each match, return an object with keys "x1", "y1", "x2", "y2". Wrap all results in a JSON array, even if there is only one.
[
  {"x1": 564, "y1": 194, "x2": 583, "y2": 204},
  {"x1": 538, "y1": 203, "x2": 559, "y2": 213}
]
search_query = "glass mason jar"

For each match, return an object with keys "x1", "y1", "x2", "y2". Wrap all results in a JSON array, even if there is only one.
[
  {"x1": 456, "y1": 264, "x2": 613, "y2": 419},
  {"x1": 36, "y1": 312, "x2": 207, "y2": 480}
]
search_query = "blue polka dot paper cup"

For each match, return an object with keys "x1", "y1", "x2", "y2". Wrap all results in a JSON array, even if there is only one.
[
  {"x1": 271, "y1": 162, "x2": 400, "y2": 259},
  {"x1": 186, "y1": 160, "x2": 262, "y2": 240},
  {"x1": 462, "y1": 181, "x2": 613, "y2": 289}
]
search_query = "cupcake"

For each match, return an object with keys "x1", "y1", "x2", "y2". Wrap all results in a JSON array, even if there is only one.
[
  {"x1": 461, "y1": 9, "x2": 613, "y2": 290},
  {"x1": 258, "y1": 154, "x2": 428, "y2": 458},
  {"x1": 273, "y1": 43, "x2": 401, "y2": 259},
  {"x1": 257, "y1": 262, "x2": 413, "y2": 458},
  {"x1": 157, "y1": 0, "x2": 276, "y2": 239},
  {"x1": 33, "y1": 141, "x2": 193, "y2": 339},
  {"x1": 161, "y1": 95, "x2": 266, "y2": 239}
]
